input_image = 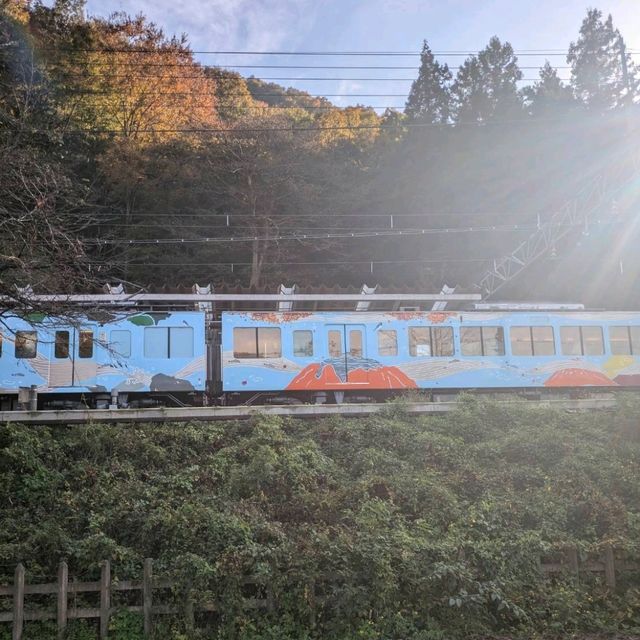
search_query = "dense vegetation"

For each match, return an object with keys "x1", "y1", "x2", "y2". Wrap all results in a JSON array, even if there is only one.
[
  {"x1": 2, "y1": 1, "x2": 640, "y2": 308},
  {"x1": 1, "y1": 398, "x2": 639, "y2": 639}
]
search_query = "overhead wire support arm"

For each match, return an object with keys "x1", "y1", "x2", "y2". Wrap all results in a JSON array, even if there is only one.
[{"x1": 476, "y1": 153, "x2": 639, "y2": 299}]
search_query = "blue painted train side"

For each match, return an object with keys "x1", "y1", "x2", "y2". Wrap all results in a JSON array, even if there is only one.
[
  {"x1": 0, "y1": 311, "x2": 206, "y2": 407},
  {"x1": 3, "y1": 308, "x2": 640, "y2": 409},
  {"x1": 221, "y1": 310, "x2": 640, "y2": 394}
]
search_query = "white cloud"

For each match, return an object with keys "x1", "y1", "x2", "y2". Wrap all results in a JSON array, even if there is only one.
[{"x1": 86, "y1": 0, "x2": 319, "y2": 64}]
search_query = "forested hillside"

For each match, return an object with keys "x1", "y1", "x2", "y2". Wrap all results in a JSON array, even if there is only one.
[
  {"x1": 1, "y1": 398, "x2": 639, "y2": 639},
  {"x1": 1, "y1": 0, "x2": 640, "y2": 307}
]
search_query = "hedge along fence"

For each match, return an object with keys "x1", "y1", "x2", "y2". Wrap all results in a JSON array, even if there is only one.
[{"x1": 2, "y1": 547, "x2": 639, "y2": 640}]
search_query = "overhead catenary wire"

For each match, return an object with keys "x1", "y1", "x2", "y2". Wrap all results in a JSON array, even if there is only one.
[
  {"x1": 101, "y1": 211, "x2": 546, "y2": 218},
  {"x1": 123, "y1": 257, "x2": 497, "y2": 266},
  {"x1": 89, "y1": 220, "x2": 616, "y2": 245}
]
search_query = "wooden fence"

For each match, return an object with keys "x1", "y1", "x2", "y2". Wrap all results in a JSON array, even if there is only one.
[{"x1": 1, "y1": 547, "x2": 638, "y2": 640}]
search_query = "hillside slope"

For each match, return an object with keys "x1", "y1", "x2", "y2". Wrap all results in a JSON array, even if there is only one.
[{"x1": 1, "y1": 398, "x2": 639, "y2": 639}]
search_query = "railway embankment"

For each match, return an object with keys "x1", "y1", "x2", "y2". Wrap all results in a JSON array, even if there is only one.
[{"x1": 1, "y1": 396, "x2": 639, "y2": 639}]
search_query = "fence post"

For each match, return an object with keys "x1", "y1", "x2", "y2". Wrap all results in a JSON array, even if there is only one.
[
  {"x1": 603, "y1": 545, "x2": 616, "y2": 589},
  {"x1": 143, "y1": 559, "x2": 153, "y2": 638},
  {"x1": 57, "y1": 560, "x2": 68, "y2": 639},
  {"x1": 307, "y1": 579, "x2": 315, "y2": 629},
  {"x1": 184, "y1": 585, "x2": 194, "y2": 635},
  {"x1": 12, "y1": 563, "x2": 25, "y2": 640},
  {"x1": 100, "y1": 560, "x2": 111, "y2": 639},
  {"x1": 567, "y1": 546, "x2": 579, "y2": 578}
]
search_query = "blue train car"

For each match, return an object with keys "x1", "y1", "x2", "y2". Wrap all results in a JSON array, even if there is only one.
[
  {"x1": 0, "y1": 311, "x2": 206, "y2": 408},
  {"x1": 221, "y1": 310, "x2": 640, "y2": 396}
]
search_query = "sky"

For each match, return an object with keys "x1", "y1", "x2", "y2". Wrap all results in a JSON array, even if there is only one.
[{"x1": 81, "y1": 0, "x2": 640, "y2": 109}]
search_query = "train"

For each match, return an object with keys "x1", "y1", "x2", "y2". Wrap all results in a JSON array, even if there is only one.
[{"x1": 1, "y1": 308, "x2": 640, "y2": 410}]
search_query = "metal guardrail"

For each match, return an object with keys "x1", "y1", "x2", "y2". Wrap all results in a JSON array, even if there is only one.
[{"x1": 0, "y1": 398, "x2": 617, "y2": 425}]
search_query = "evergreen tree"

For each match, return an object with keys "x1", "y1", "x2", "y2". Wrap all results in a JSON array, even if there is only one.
[
  {"x1": 405, "y1": 40, "x2": 451, "y2": 123},
  {"x1": 567, "y1": 9, "x2": 638, "y2": 110},
  {"x1": 451, "y1": 36, "x2": 523, "y2": 123},
  {"x1": 522, "y1": 61, "x2": 576, "y2": 116}
]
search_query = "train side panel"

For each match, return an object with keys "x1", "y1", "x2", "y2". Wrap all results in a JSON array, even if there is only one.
[
  {"x1": 221, "y1": 311, "x2": 640, "y2": 393},
  {"x1": 0, "y1": 311, "x2": 206, "y2": 396}
]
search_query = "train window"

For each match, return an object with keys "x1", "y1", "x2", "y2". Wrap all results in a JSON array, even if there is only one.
[
  {"x1": 232, "y1": 327, "x2": 281, "y2": 358},
  {"x1": 378, "y1": 330, "x2": 397, "y2": 356},
  {"x1": 15, "y1": 331, "x2": 37, "y2": 359},
  {"x1": 610, "y1": 326, "x2": 640, "y2": 356},
  {"x1": 410, "y1": 327, "x2": 454, "y2": 357},
  {"x1": 110, "y1": 330, "x2": 131, "y2": 357},
  {"x1": 258, "y1": 328, "x2": 281, "y2": 358},
  {"x1": 460, "y1": 327, "x2": 483, "y2": 356},
  {"x1": 560, "y1": 326, "x2": 582, "y2": 355},
  {"x1": 461, "y1": 326, "x2": 504, "y2": 356},
  {"x1": 582, "y1": 326, "x2": 604, "y2": 355},
  {"x1": 55, "y1": 331, "x2": 70, "y2": 358},
  {"x1": 510, "y1": 326, "x2": 533, "y2": 356},
  {"x1": 349, "y1": 330, "x2": 363, "y2": 357},
  {"x1": 328, "y1": 330, "x2": 343, "y2": 358},
  {"x1": 0, "y1": 332, "x2": 2, "y2": 357},
  {"x1": 145, "y1": 327, "x2": 169, "y2": 358},
  {"x1": 170, "y1": 327, "x2": 194, "y2": 358},
  {"x1": 610, "y1": 326, "x2": 632, "y2": 355},
  {"x1": 432, "y1": 327, "x2": 454, "y2": 356},
  {"x1": 510, "y1": 326, "x2": 555, "y2": 356},
  {"x1": 560, "y1": 326, "x2": 604, "y2": 356},
  {"x1": 293, "y1": 330, "x2": 313, "y2": 357},
  {"x1": 409, "y1": 327, "x2": 431, "y2": 356},
  {"x1": 483, "y1": 327, "x2": 505, "y2": 356},
  {"x1": 532, "y1": 326, "x2": 555, "y2": 355},
  {"x1": 233, "y1": 328, "x2": 255, "y2": 358},
  {"x1": 79, "y1": 330, "x2": 94, "y2": 358}
]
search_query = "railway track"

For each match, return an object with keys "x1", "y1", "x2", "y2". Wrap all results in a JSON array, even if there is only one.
[{"x1": 0, "y1": 398, "x2": 616, "y2": 425}]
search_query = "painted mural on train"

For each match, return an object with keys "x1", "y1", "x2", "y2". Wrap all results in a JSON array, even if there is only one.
[{"x1": 221, "y1": 310, "x2": 640, "y2": 392}]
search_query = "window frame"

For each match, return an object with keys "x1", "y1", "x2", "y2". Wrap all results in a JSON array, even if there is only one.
[
  {"x1": 609, "y1": 325, "x2": 640, "y2": 356},
  {"x1": 510, "y1": 326, "x2": 556, "y2": 357},
  {"x1": 377, "y1": 329, "x2": 398, "y2": 357},
  {"x1": 110, "y1": 329, "x2": 132, "y2": 358},
  {"x1": 78, "y1": 330, "x2": 94, "y2": 359},
  {"x1": 408, "y1": 326, "x2": 454, "y2": 357},
  {"x1": 232, "y1": 327, "x2": 282, "y2": 359},
  {"x1": 460, "y1": 326, "x2": 505, "y2": 357},
  {"x1": 15, "y1": 330, "x2": 38, "y2": 359},
  {"x1": 560, "y1": 325, "x2": 604, "y2": 356},
  {"x1": 293, "y1": 330, "x2": 314, "y2": 358},
  {"x1": 54, "y1": 330, "x2": 70, "y2": 359},
  {"x1": 144, "y1": 326, "x2": 196, "y2": 359}
]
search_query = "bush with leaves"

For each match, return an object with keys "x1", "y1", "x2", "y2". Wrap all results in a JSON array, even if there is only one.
[{"x1": 0, "y1": 397, "x2": 639, "y2": 639}]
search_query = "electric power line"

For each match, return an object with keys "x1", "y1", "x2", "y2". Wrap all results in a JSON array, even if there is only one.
[
  {"x1": 38, "y1": 113, "x2": 587, "y2": 135},
  {"x1": 41, "y1": 48, "x2": 640, "y2": 56},
  {"x1": 44, "y1": 61, "x2": 574, "y2": 70},
  {"x1": 90, "y1": 221, "x2": 608, "y2": 245},
  {"x1": 54, "y1": 74, "x2": 567, "y2": 81},
  {"x1": 99, "y1": 211, "x2": 543, "y2": 218},
  {"x1": 123, "y1": 257, "x2": 496, "y2": 266}
]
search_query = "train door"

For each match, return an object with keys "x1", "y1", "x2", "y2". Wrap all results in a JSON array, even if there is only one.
[
  {"x1": 48, "y1": 327, "x2": 97, "y2": 387},
  {"x1": 325, "y1": 324, "x2": 367, "y2": 383}
]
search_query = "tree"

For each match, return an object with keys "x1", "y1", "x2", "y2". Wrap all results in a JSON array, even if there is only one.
[
  {"x1": 451, "y1": 36, "x2": 523, "y2": 123},
  {"x1": 567, "y1": 9, "x2": 638, "y2": 110},
  {"x1": 0, "y1": 4, "x2": 108, "y2": 319},
  {"x1": 405, "y1": 40, "x2": 451, "y2": 123},
  {"x1": 522, "y1": 61, "x2": 576, "y2": 116},
  {"x1": 29, "y1": 8, "x2": 220, "y2": 142}
]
